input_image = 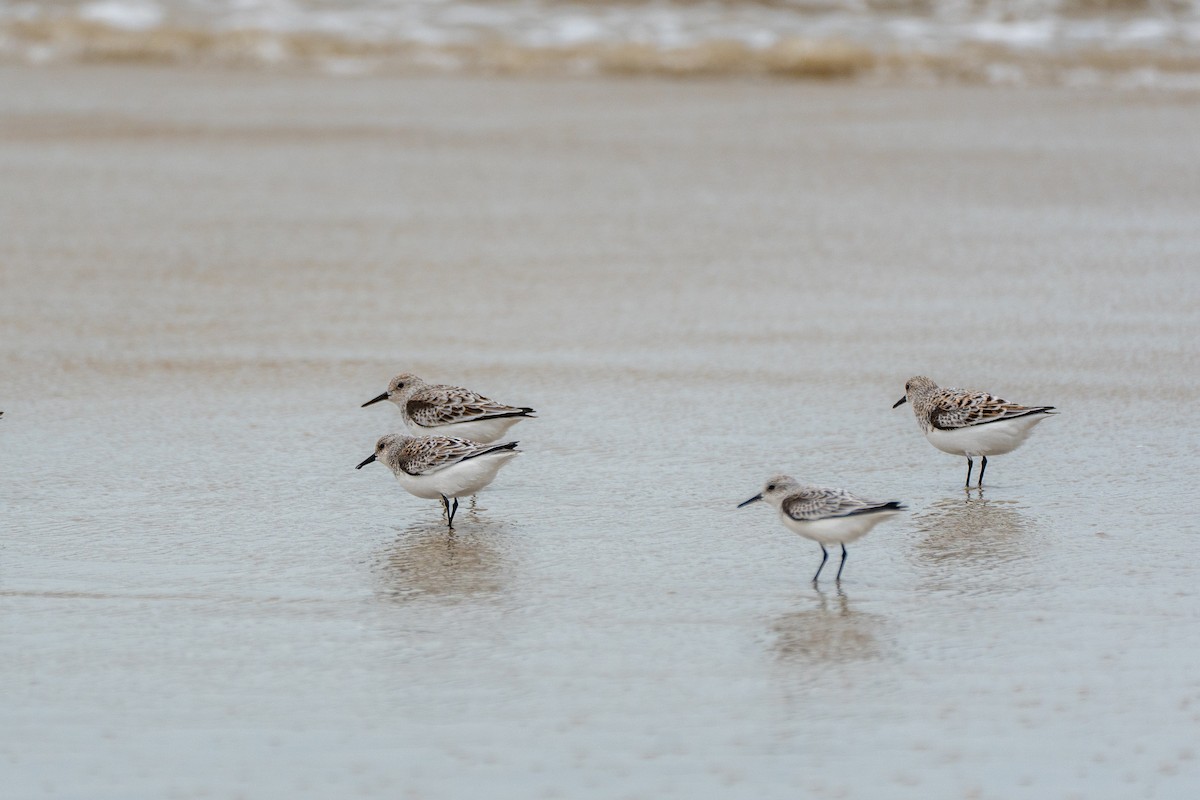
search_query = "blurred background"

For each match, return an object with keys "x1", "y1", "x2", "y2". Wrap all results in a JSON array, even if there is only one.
[{"x1": 5, "y1": 0, "x2": 1200, "y2": 86}]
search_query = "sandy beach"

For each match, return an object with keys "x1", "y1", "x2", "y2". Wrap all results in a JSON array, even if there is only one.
[{"x1": 2, "y1": 65, "x2": 1200, "y2": 798}]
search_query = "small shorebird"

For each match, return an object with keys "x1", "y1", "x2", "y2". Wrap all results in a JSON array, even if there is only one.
[
  {"x1": 894, "y1": 376, "x2": 1057, "y2": 488},
  {"x1": 738, "y1": 476, "x2": 905, "y2": 583},
  {"x1": 356, "y1": 433, "x2": 520, "y2": 528},
  {"x1": 362, "y1": 373, "x2": 535, "y2": 443}
]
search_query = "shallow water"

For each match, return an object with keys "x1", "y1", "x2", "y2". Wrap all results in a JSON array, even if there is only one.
[{"x1": 2, "y1": 67, "x2": 1200, "y2": 798}]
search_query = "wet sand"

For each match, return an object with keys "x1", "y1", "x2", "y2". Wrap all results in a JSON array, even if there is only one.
[{"x1": 2, "y1": 66, "x2": 1200, "y2": 798}]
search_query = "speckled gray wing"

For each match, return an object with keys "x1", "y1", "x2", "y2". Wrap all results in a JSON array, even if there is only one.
[
  {"x1": 781, "y1": 487, "x2": 893, "y2": 522},
  {"x1": 396, "y1": 436, "x2": 509, "y2": 476},
  {"x1": 406, "y1": 385, "x2": 534, "y2": 427},
  {"x1": 929, "y1": 388, "x2": 1056, "y2": 430}
]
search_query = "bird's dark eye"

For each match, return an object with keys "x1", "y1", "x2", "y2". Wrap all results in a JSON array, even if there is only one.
[{"x1": 767, "y1": 484, "x2": 776, "y2": 491}]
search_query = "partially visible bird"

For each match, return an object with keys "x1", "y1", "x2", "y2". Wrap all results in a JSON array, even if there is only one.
[
  {"x1": 356, "y1": 433, "x2": 520, "y2": 528},
  {"x1": 362, "y1": 373, "x2": 535, "y2": 443}
]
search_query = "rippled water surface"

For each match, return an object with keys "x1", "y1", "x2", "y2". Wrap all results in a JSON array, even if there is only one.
[{"x1": 2, "y1": 66, "x2": 1199, "y2": 798}]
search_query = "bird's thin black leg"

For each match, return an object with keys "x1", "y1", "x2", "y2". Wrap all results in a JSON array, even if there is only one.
[
  {"x1": 812, "y1": 545, "x2": 829, "y2": 583},
  {"x1": 448, "y1": 497, "x2": 459, "y2": 528},
  {"x1": 964, "y1": 457, "x2": 974, "y2": 488},
  {"x1": 836, "y1": 544, "x2": 849, "y2": 581},
  {"x1": 978, "y1": 456, "x2": 988, "y2": 487},
  {"x1": 440, "y1": 494, "x2": 449, "y2": 520}
]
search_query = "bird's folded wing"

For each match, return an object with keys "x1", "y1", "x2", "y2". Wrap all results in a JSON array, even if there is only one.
[
  {"x1": 407, "y1": 386, "x2": 527, "y2": 426},
  {"x1": 929, "y1": 389, "x2": 1051, "y2": 430},
  {"x1": 398, "y1": 436, "x2": 493, "y2": 475},
  {"x1": 783, "y1": 488, "x2": 875, "y2": 521}
]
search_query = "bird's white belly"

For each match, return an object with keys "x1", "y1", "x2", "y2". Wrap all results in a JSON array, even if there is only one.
[
  {"x1": 394, "y1": 451, "x2": 518, "y2": 499},
  {"x1": 407, "y1": 416, "x2": 523, "y2": 444},
  {"x1": 924, "y1": 415, "x2": 1050, "y2": 458},
  {"x1": 781, "y1": 510, "x2": 900, "y2": 545}
]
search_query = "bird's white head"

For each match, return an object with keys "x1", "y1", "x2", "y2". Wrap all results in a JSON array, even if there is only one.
[
  {"x1": 893, "y1": 375, "x2": 939, "y2": 409},
  {"x1": 356, "y1": 432, "x2": 408, "y2": 471},
  {"x1": 738, "y1": 474, "x2": 800, "y2": 509},
  {"x1": 362, "y1": 372, "x2": 425, "y2": 409}
]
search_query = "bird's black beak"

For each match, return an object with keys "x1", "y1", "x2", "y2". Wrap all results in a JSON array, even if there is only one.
[
  {"x1": 356, "y1": 453, "x2": 376, "y2": 469},
  {"x1": 361, "y1": 392, "x2": 389, "y2": 408},
  {"x1": 892, "y1": 396, "x2": 908, "y2": 409},
  {"x1": 737, "y1": 493, "x2": 763, "y2": 508}
]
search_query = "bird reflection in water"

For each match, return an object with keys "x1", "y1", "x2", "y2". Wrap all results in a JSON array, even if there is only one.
[
  {"x1": 371, "y1": 518, "x2": 511, "y2": 603},
  {"x1": 914, "y1": 490, "x2": 1040, "y2": 591},
  {"x1": 772, "y1": 586, "x2": 886, "y2": 665}
]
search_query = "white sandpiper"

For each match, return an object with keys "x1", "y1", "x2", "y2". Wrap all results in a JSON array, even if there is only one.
[
  {"x1": 893, "y1": 375, "x2": 1057, "y2": 488},
  {"x1": 738, "y1": 475, "x2": 905, "y2": 583},
  {"x1": 356, "y1": 433, "x2": 521, "y2": 528},
  {"x1": 362, "y1": 373, "x2": 536, "y2": 443}
]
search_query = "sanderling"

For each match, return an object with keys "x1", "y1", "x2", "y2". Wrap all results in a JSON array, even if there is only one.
[
  {"x1": 361, "y1": 373, "x2": 536, "y2": 443},
  {"x1": 893, "y1": 376, "x2": 1057, "y2": 488},
  {"x1": 356, "y1": 433, "x2": 520, "y2": 528},
  {"x1": 738, "y1": 476, "x2": 905, "y2": 583}
]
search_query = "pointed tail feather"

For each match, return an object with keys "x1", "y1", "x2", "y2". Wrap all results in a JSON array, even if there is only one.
[
  {"x1": 476, "y1": 408, "x2": 537, "y2": 421},
  {"x1": 462, "y1": 441, "x2": 520, "y2": 461},
  {"x1": 843, "y1": 501, "x2": 906, "y2": 517}
]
